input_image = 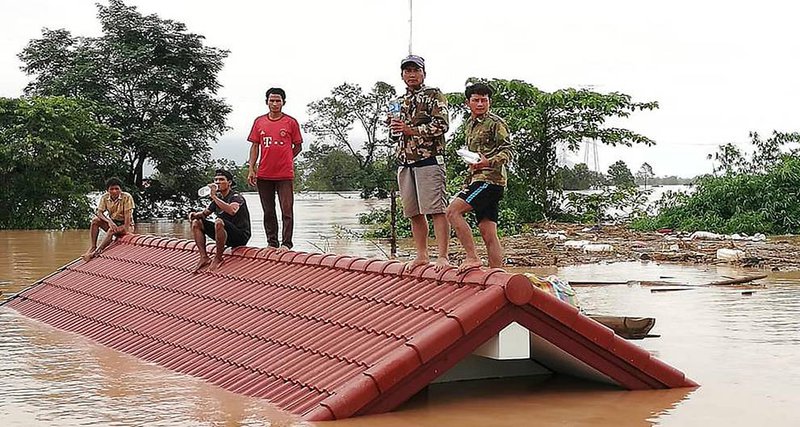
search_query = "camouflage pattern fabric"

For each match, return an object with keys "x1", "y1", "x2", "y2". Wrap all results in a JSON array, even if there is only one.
[
  {"x1": 465, "y1": 112, "x2": 513, "y2": 187},
  {"x1": 395, "y1": 85, "x2": 449, "y2": 164}
]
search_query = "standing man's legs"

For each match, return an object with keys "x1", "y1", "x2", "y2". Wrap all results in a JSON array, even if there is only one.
[
  {"x1": 257, "y1": 179, "x2": 280, "y2": 248},
  {"x1": 399, "y1": 164, "x2": 450, "y2": 272},
  {"x1": 446, "y1": 199, "x2": 482, "y2": 272},
  {"x1": 478, "y1": 220, "x2": 503, "y2": 268},
  {"x1": 399, "y1": 166, "x2": 429, "y2": 271},
  {"x1": 448, "y1": 181, "x2": 504, "y2": 272},
  {"x1": 418, "y1": 164, "x2": 449, "y2": 270},
  {"x1": 431, "y1": 213, "x2": 450, "y2": 270},
  {"x1": 407, "y1": 214, "x2": 431, "y2": 269},
  {"x1": 276, "y1": 179, "x2": 294, "y2": 251}
]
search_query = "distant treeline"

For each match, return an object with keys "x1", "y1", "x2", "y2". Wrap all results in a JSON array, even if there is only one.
[{"x1": 555, "y1": 161, "x2": 694, "y2": 191}]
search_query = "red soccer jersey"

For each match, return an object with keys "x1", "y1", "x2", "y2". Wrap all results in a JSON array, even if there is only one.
[{"x1": 247, "y1": 114, "x2": 303, "y2": 180}]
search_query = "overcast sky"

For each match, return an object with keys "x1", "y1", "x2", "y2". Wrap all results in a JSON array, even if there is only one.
[{"x1": 2, "y1": 0, "x2": 798, "y2": 177}]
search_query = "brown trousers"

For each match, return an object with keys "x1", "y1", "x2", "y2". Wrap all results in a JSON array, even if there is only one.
[{"x1": 256, "y1": 179, "x2": 294, "y2": 249}]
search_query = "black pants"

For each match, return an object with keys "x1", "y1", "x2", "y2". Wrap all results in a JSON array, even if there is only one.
[
  {"x1": 202, "y1": 218, "x2": 250, "y2": 247},
  {"x1": 256, "y1": 179, "x2": 294, "y2": 249}
]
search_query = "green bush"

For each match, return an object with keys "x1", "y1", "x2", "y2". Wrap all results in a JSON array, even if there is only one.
[
  {"x1": 631, "y1": 155, "x2": 800, "y2": 234},
  {"x1": 359, "y1": 203, "x2": 521, "y2": 239}
]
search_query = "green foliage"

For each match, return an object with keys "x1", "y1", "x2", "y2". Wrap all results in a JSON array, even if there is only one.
[
  {"x1": 447, "y1": 78, "x2": 657, "y2": 220},
  {"x1": 557, "y1": 163, "x2": 606, "y2": 190},
  {"x1": 299, "y1": 143, "x2": 362, "y2": 191},
  {"x1": 18, "y1": 0, "x2": 231, "y2": 189},
  {"x1": 137, "y1": 157, "x2": 249, "y2": 219},
  {"x1": 607, "y1": 160, "x2": 636, "y2": 188},
  {"x1": 633, "y1": 132, "x2": 800, "y2": 234},
  {"x1": 708, "y1": 131, "x2": 800, "y2": 175},
  {"x1": 359, "y1": 204, "x2": 411, "y2": 239},
  {"x1": 0, "y1": 96, "x2": 118, "y2": 229},
  {"x1": 357, "y1": 155, "x2": 396, "y2": 199},
  {"x1": 648, "y1": 176, "x2": 694, "y2": 186},
  {"x1": 303, "y1": 81, "x2": 397, "y2": 197},
  {"x1": 562, "y1": 186, "x2": 652, "y2": 224}
]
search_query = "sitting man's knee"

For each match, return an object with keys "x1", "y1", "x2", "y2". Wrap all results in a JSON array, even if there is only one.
[
  {"x1": 214, "y1": 218, "x2": 225, "y2": 231},
  {"x1": 191, "y1": 218, "x2": 203, "y2": 230}
]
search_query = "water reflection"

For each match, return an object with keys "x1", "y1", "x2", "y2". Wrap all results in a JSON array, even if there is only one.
[{"x1": 1, "y1": 193, "x2": 800, "y2": 425}]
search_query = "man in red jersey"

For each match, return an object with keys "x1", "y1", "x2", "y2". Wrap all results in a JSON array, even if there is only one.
[{"x1": 247, "y1": 87, "x2": 303, "y2": 252}]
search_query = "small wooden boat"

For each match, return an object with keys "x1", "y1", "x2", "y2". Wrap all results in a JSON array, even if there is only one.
[{"x1": 589, "y1": 315, "x2": 657, "y2": 339}]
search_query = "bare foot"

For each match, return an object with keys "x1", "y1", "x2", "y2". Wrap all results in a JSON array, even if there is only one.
[
  {"x1": 404, "y1": 257, "x2": 430, "y2": 273},
  {"x1": 193, "y1": 257, "x2": 211, "y2": 273},
  {"x1": 81, "y1": 250, "x2": 97, "y2": 262},
  {"x1": 209, "y1": 258, "x2": 224, "y2": 272},
  {"x1": 457, "y1": 259, "x2": 483, "y2": 274},
  {"x1": 276, "y1": 245, "x2": 290, "y2": 254},
  {"x1": 433, "y1": 257, "x2": 451, "y2": 272}
]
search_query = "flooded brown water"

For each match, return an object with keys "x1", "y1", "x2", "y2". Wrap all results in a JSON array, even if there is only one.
[{"x1": 2, "y1": 193, "x2": 799, "y2": 426}]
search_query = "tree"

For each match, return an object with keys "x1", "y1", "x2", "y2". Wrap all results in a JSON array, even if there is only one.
[
  {"x1": 0, "y1": 96, "x2": 118, "y2": 229},
  {"x1": 636, "y1": 162, "x2": 655, "y2": 188},
  {"x1": 607, "y1": 160, "x2": 636, "y2": 188},
  {"x1": 447, "y1": 78, "x2": 657, "y2": 220},
  {"x1": 18, "y1": 0, "x2": 231, "y2": 190},
  {"x1": 299, "y1": 143, "x2": 361, "y2": 191},
  {"x1": 304, "y1": 82, "x2": 397, "y2": 198},
  {"x1": 708, "y1": 131, "x2": 800, "y2": 175}
]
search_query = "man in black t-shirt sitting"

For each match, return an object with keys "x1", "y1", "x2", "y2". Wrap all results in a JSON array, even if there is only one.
[{"x1": 189, "y1": 169, "x2": 252, "y2": 272}]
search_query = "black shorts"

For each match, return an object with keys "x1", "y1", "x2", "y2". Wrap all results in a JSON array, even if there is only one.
[
  {"x1": 202, "y1": 218, "x2": 250, "y2": 247},
  {"x1": 457, "y1": 181, "x2": 504, "y2": 223}
]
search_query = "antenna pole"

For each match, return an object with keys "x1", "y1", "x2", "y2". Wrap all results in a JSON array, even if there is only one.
[{"x1": 408, "y1": 0, "x2": 413, "y2": 54}]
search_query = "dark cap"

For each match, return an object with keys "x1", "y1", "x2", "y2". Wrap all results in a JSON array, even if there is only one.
[
  {"x1": 214, "y1": 168, "x2": 234, "y2": 183},
  {"x1": 400, "y1": 54, "x2": 425, "y2": 70}
]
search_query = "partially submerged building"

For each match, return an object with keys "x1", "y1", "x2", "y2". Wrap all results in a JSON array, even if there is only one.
[{"x1": 3, "y1": 235, "x2": 696, "y2": 420}]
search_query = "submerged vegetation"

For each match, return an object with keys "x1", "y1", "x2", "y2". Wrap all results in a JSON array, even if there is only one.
[{"x1": 632, "y1": 132, "x2": 800, "y2": 235}]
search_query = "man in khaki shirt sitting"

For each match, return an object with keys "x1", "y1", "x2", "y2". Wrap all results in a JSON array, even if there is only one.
[{"x1": 82, "y1": 177, "x2": 135, "y2": 262}]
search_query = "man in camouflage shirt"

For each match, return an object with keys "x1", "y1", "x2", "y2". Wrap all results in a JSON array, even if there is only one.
[
  {"x1": 446, "y1": 83, "x2": 513, "y2": 272},
  {"x1": 390, "y1": 55, "x2": 451, "y2": 272}
]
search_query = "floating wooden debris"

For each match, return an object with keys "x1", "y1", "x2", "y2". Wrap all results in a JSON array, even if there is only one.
[
  {"x1": 570, "y1": 274, "x2": 767, "y2": 289},
  {"x1": 699, "y1": 274, "x2": 767, "y2": 287},
  {"x1": 650, "y1": 287, "x2": 695, "y2": 293},
  {"x1": 569, "y1": 280, "x2": 686, "y2": 287}
]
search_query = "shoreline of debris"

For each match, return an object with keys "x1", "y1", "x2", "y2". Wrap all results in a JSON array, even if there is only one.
[{"x1": 438, "y1": 222, "x2": 800, "y2": 272}]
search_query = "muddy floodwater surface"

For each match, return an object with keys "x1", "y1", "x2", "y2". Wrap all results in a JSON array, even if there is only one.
[{"x1": 1, "y1": 193, "x2": 799, "y2": 426}]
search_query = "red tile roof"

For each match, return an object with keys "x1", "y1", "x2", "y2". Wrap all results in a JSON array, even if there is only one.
[{"x1": 4, "y1": 234, "x2": 696, "y2": 420}]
